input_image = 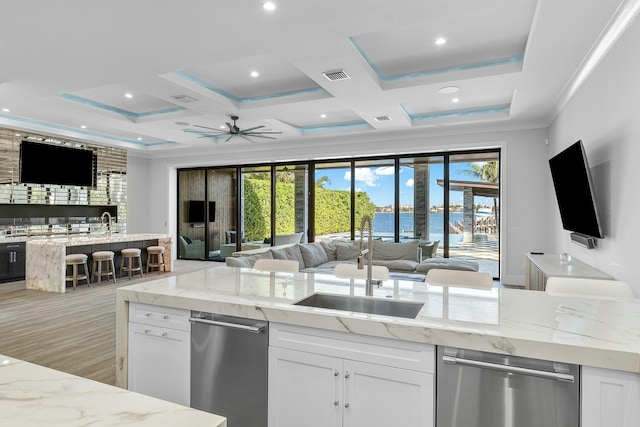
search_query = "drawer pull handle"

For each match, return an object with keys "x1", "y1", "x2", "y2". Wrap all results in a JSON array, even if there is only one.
[{"x1": 144, "y1": 329, "x2": 168, "y2": 337}]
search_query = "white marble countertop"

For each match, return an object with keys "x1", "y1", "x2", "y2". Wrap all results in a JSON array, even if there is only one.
[
  {"x1": 116, "y1": 266, "x2": 640, "y2": 375},
  {"x1": 26, "y1": 232, "x2": 171, "y2": 247},
  {"x1": 0, "y1": 355, "x2": 226, "y2": 426}
]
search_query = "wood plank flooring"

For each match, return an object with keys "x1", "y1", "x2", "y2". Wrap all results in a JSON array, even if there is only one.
[{"x1": 0, "y1": 260, "x2": 219, "y2": 385}]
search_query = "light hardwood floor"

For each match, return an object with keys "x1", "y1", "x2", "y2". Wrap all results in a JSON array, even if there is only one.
[{"x1": 0, "y1": 260, "x2": 219, "y2": 385}]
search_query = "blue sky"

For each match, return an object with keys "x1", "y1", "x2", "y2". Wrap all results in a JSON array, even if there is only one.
[{"x1": 316, "y1": 162, "x2": 496, "y2": 207}]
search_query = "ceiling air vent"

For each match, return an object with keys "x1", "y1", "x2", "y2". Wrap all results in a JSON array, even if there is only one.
[
  {"x1": 323, "y1": 70, "x2": 351, "y2": 81},
  {"x1": 171, "y1": 94, "x2": 198, "y2": 103},
  {"x1": 374, "y1": 116, "x2": 392, "y2": 122}
]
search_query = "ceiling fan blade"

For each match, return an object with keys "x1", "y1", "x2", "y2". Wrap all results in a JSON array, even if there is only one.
[
  {"x1": 245, "y1": 131, "x2": 282, "y2": 135},
  {"x1": 240, "y1": 125, "x2": 265, "y2": 132},
  {"x1": 239, "y1": 134, "x2": 256, "y2": 143},
  {"x1": 245, "y1": 134, "x2": 278, "y2": 140},
  {"x1": 225, "y1": 135, "x2": 233, "y2": 142},
  {"x1": 225, "y1": 122, "x2": 235, "y2": 133},
  {"x1": 193, "y1": 124, "x2": 226, "y2": 132}
]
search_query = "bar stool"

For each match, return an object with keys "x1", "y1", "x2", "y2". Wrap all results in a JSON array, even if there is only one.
[
  {"x1": 65, "y1": 253, "x2": 90, "y2": 290},
  {"x1": 120, "y1": 248, "x2": 144, "y2": 279},
  {"x1": 146, "y1": 245, "x2": 166, "y2": 273},
  {"x1": 92, "y1": 250, "x2": 116, "y2": 285}
]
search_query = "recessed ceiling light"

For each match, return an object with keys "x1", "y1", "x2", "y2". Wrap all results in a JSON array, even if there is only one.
[
  {"x1": 125, "y1": 93, "x2": 133, "y2": 99},
  {"x1": 250, "y1": 71, "x2": 260, "y2": 78},
  {"x1": 452, "y1": 98, "x2": 460, "y2": 103},
  {"x1": 438, "y1": 86, "x2": 459, "y2": 94},
  {"x1": 80, "y1": 125, "x2": 87, "y2": 129},
  {"x1": 435, "y1": 37, "x2": 446, "y2": 45},
  {"x1": 2, "y1": 108, "x2": 9, "y2": 112},
  {"x1": 137, "y1": 137, "x2": 142, "y2": 141},
  {"x1": 220, "y1": 125, "x2": 226, "y2": 129},
  {"x1": 262, "y1": 1, "x2": 276, "y2": 11},
  {"x1": 320, "y1": 114, "x2": 326, "y2": 118}
]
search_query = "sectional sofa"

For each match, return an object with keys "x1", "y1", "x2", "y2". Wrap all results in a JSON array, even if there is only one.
[{"x1": 225, "y1": 239, "x2": 479, "y2": 280}]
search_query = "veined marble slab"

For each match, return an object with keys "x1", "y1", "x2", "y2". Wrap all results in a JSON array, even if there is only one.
[
  {"x1": 0, "y1": 355, "x2": 226, "y2": 426},
  {"x1": 115, "y1": 266, "x2": 640, "y2": 387},
  {"x1": 26, "y1": 233, "x2": 172, "y2": 293}
]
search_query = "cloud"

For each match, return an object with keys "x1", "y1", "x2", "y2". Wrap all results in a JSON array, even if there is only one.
[
  {"x1": 344, "y1": 168, "x2": 379, "y2": 187},
  {"x1": 405, "y1": 178, "x2": 414, "y2": 187}
]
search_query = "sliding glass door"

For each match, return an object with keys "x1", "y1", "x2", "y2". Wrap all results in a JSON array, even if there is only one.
[{"x1": 177, "y1": 148, "x2": 500, "y2": 277}]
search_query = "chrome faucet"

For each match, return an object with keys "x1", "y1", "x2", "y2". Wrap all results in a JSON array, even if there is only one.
[
  {"x1": 101, "y1": 211, "x2": 112, "y2": 236},
  {"x1": 357, "y1": 215, "x2": 375, "y2": 296}
]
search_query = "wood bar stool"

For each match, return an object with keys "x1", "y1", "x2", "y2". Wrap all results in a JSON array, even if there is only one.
[
  {"x1": 146, "y1": 246, "x2": 166, "y2": 273},
  {"x1": 92, "y1": 250, "x2": 116, "y2": 285},
  {"x1": 65, "y1": 253, "x2": 90, "y2": 290},
  {"x1": 120, "y1": 248, "x2": 143, "y2": 279}
]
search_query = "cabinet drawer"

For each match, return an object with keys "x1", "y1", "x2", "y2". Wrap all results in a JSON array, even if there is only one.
[
  {"x1": 129, "y1": 302, "x2": 191, "y2": 331},
  {"x1": 270, "y1": 323, "x2": 434, "y2": 374}
]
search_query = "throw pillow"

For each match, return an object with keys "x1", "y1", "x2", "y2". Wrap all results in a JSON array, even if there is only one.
[
  {"x1": 373, "y1": 240, "x2": 419, "y2": 261},
  {"x1": 183, "y1": 236, "x2": 193, "y2": 244},
  {"x1": 336, "y1": 243, "x2": 367, "y2": 261},
  {"x1": 299, "y1": 241, "x2": 329, "y2": 268}
]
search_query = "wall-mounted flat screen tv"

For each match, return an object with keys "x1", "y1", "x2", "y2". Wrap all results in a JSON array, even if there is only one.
[
  {"x1": 549, "y1": 140, "x2": 604, "y2": 239},
  {"x1": 19, "y1": 141, "x2": 95, "y2": 187},
  {"x1": 188, "y1": 200, "x2": 205, "y2": 223},
  {"x1": 187, "y1": 200, "x2": 215, "y2": 223}
]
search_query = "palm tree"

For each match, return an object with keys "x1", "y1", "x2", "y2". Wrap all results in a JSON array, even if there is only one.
[
  {"x1": 315, "y1": 175, "x2": 331, "y2": 188},
  {"x1": 459, "y1": 161, "x2": 499, "y2": 236}
]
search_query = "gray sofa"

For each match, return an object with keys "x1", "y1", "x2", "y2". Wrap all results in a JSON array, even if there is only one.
[{"x1": 225, "y1": 239, "x2": 479, "y2": 280}]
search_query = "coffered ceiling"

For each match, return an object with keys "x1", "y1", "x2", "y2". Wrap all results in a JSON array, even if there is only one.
[{"x1": 0, "y1": 0, "x2": 632, "y2": 156}]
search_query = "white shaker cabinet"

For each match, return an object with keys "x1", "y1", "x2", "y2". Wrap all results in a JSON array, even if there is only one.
[
  {"x1": 128, "y1": 302, "x2": 191, "y2": 406},
  {"x1": 268, "y1": 323, "x2": 434, "y2": 427},
  {"x1": 582, "y1": 366, "x2": 640, "y2": 427}
]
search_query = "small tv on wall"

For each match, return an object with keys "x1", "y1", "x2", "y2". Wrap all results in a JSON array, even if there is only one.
[
  {"x1": 187, "y1": 200, "x2": 205, "y2": 223},
  {"x1": 549, "y1": 140, "x2": 604, "y2": 241},
  {"x1": 19, "y1": 140, "x2": 95, "y2": 187}
]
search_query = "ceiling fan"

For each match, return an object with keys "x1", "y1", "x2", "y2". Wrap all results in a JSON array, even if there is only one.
[{"x1": 184, "y1": 115, "x2": 282, "y2": 143}]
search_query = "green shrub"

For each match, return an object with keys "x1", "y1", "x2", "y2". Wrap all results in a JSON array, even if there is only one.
[{"x1": 243, "y1": 178, "x2": 376, "y2": 239}]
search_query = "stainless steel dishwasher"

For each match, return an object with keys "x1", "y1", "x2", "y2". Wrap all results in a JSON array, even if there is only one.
[
  {"x1": 190, "y1": 311, "x2": 268, "y2": 427},
  {"x1": 437, "y1": 346, "x2": 579, "y2": 427}
]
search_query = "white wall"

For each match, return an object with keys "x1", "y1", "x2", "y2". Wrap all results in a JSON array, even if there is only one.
[
  {"x1": 548, "y1": 16, "x2": 640, "y2": 294},
  {"x1": 125, "y1": 154, "x2": 151, "y2": 233},
  {"x1": 127, "y1": 127, "x2": 549, "y2": 285}
]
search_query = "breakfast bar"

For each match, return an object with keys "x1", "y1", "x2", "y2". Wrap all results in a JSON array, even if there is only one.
[{"x1": 25, "y1": 233, "x2": 172, "y2": 293}]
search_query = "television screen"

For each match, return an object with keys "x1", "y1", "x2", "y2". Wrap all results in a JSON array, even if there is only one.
[
  {"x1": 188, "y1": 200, "x2": 205, "y2": 223},
  {"x1": 20, "y1": 141, "x2": 95, "y2": 187},
  {"x1": 208, "y1": 201, "x2": 216, "y2": 222},
  {"x1": 549, "y1": 140, "x2": 603, "y2": 239}
]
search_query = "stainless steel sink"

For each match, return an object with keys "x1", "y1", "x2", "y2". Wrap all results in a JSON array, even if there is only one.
[{"x1": 294, "y1": 293, "x2": 424, "y2": 319}]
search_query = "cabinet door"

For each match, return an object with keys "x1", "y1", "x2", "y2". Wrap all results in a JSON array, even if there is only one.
[
  {"x1": 582, "y1": 366, "x2": 640, "y2": 427},
  {"x1": 128, "y1": 322, "x2": 190, "y2": 406},
  {"x1": 269, "y1": 347, "x2": 343, "y2": 427},
  {"x1": 343, "y1": 360, "x2": 434, "y2": 427}
]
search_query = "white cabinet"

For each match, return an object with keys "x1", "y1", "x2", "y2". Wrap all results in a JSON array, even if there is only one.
[
  {"x1": 128, "y1": 302, "x2": 191, "y2": 406},
  {"x1": 268, "y1": 323, "x2": 434, "y2": 427},
  {"x1": 582, "y1": 366, "x2": 640, "y2": 427}
]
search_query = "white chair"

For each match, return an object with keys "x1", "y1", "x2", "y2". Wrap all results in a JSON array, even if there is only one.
[
  {"x1": 426, "y1": 269, "x2": 493, "y2": 289},
  {"x1": 545, "y1": 277, "x2": 634, "y2": 299},
  {"x1": 253, "y1": 258, "x2": 299, "y2": 273},
  {"x1": 333, "y1": 263, "x2": 390, "y2": 281}
]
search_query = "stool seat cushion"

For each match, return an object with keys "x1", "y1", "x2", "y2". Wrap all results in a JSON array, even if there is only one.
[
  {"x1": 66, "y1": 253, "x2": 88, "y2": 263},
  {"x1": 93, "y1": 250, "x2": 115, "y2": 258},
  {"x1": 121, "y1": 248, "x2": 142, "y2": 256},
  {"x1": 147, "y1": 246, "x2": 164, "y2": 253}
]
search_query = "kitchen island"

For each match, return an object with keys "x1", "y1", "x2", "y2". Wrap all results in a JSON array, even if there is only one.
[
  {"x1": 115, "y1": 267, "x2": 640, "y2": 426},
  {"x1": 0, "y1": 354, "x2": 226, "y2": 426},
  {"x1": 115, "y1": 266, "x2": 640, "y2": 386},
  {"x1": 26, "y1": 233, "x2": 172, "y2": 293}
]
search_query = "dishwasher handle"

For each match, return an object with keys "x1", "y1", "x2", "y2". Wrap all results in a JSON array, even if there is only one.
[
  {"x1": 442, "y1": 354, "x2": 575, "y2": 383},
  {"x1": 189, "y1": 316, "x2": 266, "y2": 334}
]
